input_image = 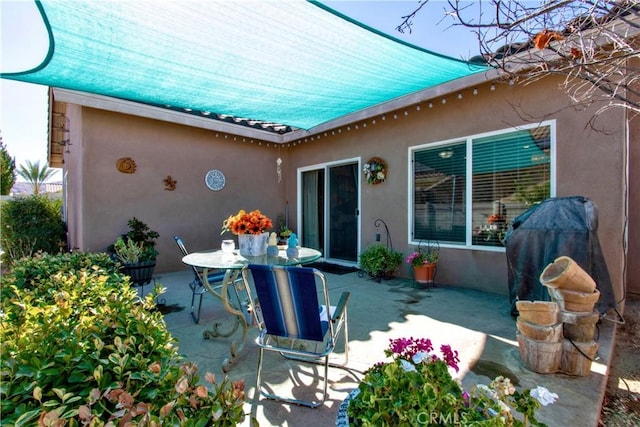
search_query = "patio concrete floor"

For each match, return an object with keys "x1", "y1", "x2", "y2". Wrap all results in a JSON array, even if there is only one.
[{"x1": 148, "y1": 269, "x2": 615, "y2": 426}]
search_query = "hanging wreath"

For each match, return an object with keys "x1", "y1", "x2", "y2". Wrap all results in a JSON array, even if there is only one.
[{"x1": 363, "y1": 157, "x2": 387, "y2": 185}]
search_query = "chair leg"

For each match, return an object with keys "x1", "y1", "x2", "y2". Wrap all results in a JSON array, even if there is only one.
[
  {"x1": 255, "y1": 347, "x2": 329, "y2": 408},
  {"x1": 190, "y1": 289, "x2": 204, "y2": 324},
  {"x1": 255, "y1": 347, "x2": 265, "y2": 403},
  {"x1": 341, "y1": 311, "x2": 349, "y2": 365}
]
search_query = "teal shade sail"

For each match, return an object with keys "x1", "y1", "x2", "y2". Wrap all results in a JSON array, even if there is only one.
[{"x1": 1, "y1": 0, "x2": 488, "y2": 130}]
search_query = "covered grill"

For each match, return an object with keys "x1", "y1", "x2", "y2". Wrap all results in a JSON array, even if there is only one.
[{"x1": 504, "y1": 196, "x2": 617, "y2": 317}]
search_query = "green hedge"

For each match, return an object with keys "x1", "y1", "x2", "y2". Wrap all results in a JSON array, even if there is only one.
[
  {"x1": 0, "y1": 195, "x2": 67, "y2": 266},
  {"x1": 0, "y1": 252, "x2": 251, "y2": 426}
]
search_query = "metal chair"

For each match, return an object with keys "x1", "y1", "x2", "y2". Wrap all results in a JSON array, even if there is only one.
[
  {"x1": 242, "y1": 264, "x2": 350, "y2": 408},
  {"x1": 174, "y1": 235, "x2": 226, "y2": 323}
]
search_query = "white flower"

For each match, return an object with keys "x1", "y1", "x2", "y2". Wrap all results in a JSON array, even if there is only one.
[
  {"x1": 400, "y1": 359, "x2": 416, "y2": 372},
  {"x1": 530, "y1": 386, "x2": 558, "y2": 406},
  {"x1": 376, "y1": 171, "x2": 385, "y2": 180}
]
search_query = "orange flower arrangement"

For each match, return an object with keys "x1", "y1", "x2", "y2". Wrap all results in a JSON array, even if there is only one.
[{"x1": 221, "y1": 209, "x2": 273, "y2": 235}]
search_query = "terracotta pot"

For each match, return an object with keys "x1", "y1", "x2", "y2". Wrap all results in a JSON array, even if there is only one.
[
  {"x1": 540, "y1": 256, "x2": 596, "y2": 293},
  {"x1": 413, "y1": 263, "x2": 436, "y2": 284},
  {"x1": 517, "y1": 318, "x2": 562, "y2": 342},
  {"x1": 515, "y1": 300, "x2": 560, "y2": 326},
  {"x1": 549, "y1": 287, "x2": 600, "y2": 313}
]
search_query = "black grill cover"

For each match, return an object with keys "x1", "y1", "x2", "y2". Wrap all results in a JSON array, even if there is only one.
[{"x1": 504, "y1": 196, "x2": 617, "y2": 317}]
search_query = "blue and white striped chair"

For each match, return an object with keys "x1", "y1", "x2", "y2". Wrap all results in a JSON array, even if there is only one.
[{"x1": 242, "y1": 264, "x2": 350, "y2": 408}]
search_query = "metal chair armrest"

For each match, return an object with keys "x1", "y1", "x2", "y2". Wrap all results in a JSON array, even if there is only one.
[{"x1": 331, "y1": 292, "x2": 350, "y2": 322}]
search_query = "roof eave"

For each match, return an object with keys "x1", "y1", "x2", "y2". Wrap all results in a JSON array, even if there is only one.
[
  {"x1": 288, "y1": 69, "x2": 502, "y2": 141},
  {"x1": 53, "y1": 70, "x2": 501, "y2": 144},
  {"x1": 52, "y1": 88, "x2": 287, "y2": 144}
]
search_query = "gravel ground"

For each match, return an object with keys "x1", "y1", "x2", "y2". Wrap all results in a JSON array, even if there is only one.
[{"x1": 599, "y1": 294, "x2": 640, "y2": 426}]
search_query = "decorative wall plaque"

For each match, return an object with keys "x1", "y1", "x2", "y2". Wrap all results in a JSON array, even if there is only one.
[
  {"x1": 164, "y1": 175, "x2": 177, "y2": 191},
  {"x1": 116, "y1": 157, "x2": 137, "y2": 174},
  {"x1": 205, "y1": 169, "x2": 226, "y2": 191}
]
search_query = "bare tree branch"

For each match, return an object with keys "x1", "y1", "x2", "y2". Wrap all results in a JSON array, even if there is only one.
[{"x1": 401, "y1": 0, "x2": 640, "y2": 118}]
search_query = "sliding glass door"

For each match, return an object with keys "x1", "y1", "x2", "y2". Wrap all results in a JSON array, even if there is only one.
[{"x1": 301, "y1": 160, "x2": 359, "y2": 263}]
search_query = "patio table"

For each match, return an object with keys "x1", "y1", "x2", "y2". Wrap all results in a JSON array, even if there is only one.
[{"x1": 182, "y1": 246, "x2": 321, "y2": 371}]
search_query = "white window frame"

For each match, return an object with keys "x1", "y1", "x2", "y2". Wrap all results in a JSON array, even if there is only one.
[{"x1": 408, "y1": 120, "x2": 556, "y2": 251}]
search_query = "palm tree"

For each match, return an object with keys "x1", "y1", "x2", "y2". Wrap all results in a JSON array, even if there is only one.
[{"x1": 17, "y1": 160, "x2": 56, "y2": 195}]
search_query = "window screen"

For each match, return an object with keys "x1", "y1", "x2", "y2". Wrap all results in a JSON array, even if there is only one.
[
  {"x1": 411, "y1": 123, "x2": 552, "y2": 248},
  {"x1": 412, "y1": 142, "x2": 466, "y2": 243}
]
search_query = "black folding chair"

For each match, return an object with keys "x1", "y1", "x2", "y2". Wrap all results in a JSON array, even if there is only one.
[{"x1": 174, "y1": 236, "x2": 226, "y2": 323}]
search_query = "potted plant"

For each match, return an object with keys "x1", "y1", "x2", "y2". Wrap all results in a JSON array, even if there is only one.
[
  {"x1": 406, "y1": 240, "x2": 439, "y2": 286},
  {"x1": 221, "y1": 209, "x2": 273, "y2": 256},
  {"x1": 358, "y1": 244, "x2": 403, "y2": 281},
  {"x1": 341, "y1": 337, "x2": 558, "y2": 426},
  {"x1": 113, "y1": 236, "x2": 145, "y2": 264},
  {"x1": 275, "y1": 214, "x2": 293, "y2": 244},
  {"x1": 112, "y1": 217, "x2": 159, "y2": 285}
]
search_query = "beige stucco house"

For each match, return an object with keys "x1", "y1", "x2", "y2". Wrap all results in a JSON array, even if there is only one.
[{"x1": 48, "y1": 67, "x2": 638, "y2": 310}]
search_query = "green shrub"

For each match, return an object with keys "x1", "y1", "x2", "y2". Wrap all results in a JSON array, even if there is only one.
[
  {"x1": 0, "y1": 252, "x2": 250, "y2": 426},
  {"x1": 358, "y1": 244, "x2": 403, "y2": 280},
  {"x1": 0, "y1": 195, "x2": 67, "y2": 265},
  {"x1": 0, "y1": 252, "x2": 117, "y2": 302}
]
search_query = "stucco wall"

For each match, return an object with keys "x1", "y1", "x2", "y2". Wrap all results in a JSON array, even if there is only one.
[
  {"x1": 287, "y1": 78, "x2": 627, "y2": 300},
  {"x1": 64, "y1": 76, "x2": 628, "y2": 304},
  {"x1": 70, "y1": 109, "x2": 286, "y2": 272}
]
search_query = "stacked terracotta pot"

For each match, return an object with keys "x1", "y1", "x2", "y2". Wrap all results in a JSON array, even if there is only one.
[
  {"x1": 540, "y1": 256, "x2": 600, "y2": 376},
  {"x1": 516, "y1": 300, "x2": 563, "y2": 373},
  {"x1": 516, "y1": 256, "x2": 600, "y2": 376}
]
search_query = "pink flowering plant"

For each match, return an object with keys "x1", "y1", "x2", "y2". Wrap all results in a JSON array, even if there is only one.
[
  {"x1": 347, "y1": 337, "x2": 557, "y2": 426},
  {"x1": 406, "y1": 240, "x2": 439, "y2": 267}
]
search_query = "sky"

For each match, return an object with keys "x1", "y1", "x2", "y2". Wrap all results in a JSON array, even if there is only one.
[{"x1": 0, "y1": 1, "x2": 481, "y2": 183}]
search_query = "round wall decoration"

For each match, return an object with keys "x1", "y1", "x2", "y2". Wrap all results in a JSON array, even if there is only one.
[
  {"x1": 363, "y1": 157, "x2": 387, "y2": 185},
  {"x1": 116, "y1": 157, "x2": 137, "y2": 174},
  {"x1": 205, "y1": 169, "x2": 226, "y2": 191}
]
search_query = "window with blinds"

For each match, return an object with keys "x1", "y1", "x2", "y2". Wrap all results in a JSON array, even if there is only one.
[{"x1": 411, "y1": 121, "x2": 554, "y2": 248}]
